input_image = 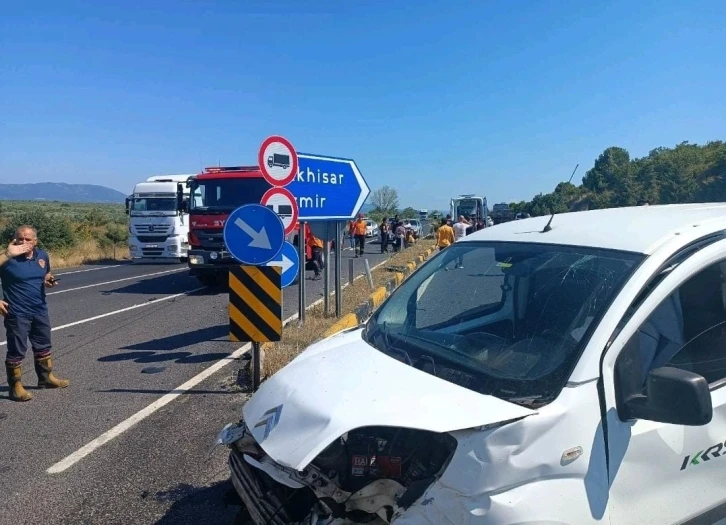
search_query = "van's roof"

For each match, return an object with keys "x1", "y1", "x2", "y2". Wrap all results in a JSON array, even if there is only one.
[{"x1": 462, "y1": 203, "x2": 726, "y2": 255}]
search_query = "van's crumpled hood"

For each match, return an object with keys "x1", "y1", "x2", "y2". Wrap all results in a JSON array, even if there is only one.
[{"x1": 242, "y1": 328, "x2": 536, "y2": 471}]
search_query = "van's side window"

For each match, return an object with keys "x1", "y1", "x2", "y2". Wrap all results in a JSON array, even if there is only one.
[{"x1": 624, "y1": 260, "x2": 726, "y2": 387}]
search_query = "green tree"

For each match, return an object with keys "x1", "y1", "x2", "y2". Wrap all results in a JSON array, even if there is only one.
[
  {"x1": 369, "y1": 186, "x2": 399, "y2": 215},
  {"x1": 512, "y1": 140, "x2": 726, "y2": 216},
  {"x1": 0, "y1": 210, "x2": 76, "y2": 250},
  {"x1": 400, "y1": 207, "x2": 418, "y2": 219}
]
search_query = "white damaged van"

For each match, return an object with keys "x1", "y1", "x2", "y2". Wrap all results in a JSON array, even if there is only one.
[{"x1": 217, "y1": 203, "x2": 726, "y2": 524}]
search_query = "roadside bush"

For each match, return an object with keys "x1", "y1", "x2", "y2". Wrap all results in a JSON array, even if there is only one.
[
  {"x1": 94, "y1": 224, "x2": 128, "y2": 258},
  {"x1": 0, "y1": 210, "x2": 77, "y2": 250},
  {"x1": 83, "y1": 208, "x2": 109, "y2": 227}
]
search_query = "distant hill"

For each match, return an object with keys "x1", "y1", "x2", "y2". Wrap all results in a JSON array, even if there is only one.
[{"x1": 0, "y1": 182, "x2": 127, "y2": 204}]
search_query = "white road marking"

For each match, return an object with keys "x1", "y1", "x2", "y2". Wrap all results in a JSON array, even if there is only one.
[
  {"x1": 47, "y1": 268, "x2": 187, "y2": 295},
  {"x1": 46, "y1": 342, "x2": 251, "y2": 475},
  {"x1": 54, "y1": 265, "x2": 123, "y2": 276},
  {"x1": 0, "y1": 287, "x2": 205, "y2": 347},
  {"x1": 45, "y1": 255, "x2": 393, "y2": 474}
]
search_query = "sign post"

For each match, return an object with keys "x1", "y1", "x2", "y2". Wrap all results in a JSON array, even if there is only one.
[
  {"x1": 223, "y1": 204, "x2": 285, "y2": 265},
  {"x1": 324, "y1": 222, "x2": 331, "y2": 316},
  {"x1": 297, "y1": 222, "x2": 306, "y2": 324},
  {"x1": 228, "y1": 265, "x2": 283, "y2": 390},
  {"x1": 224, "y1": 197, "x2": 287, "y2": 391},
  {"x1": 261, "y1": 187, "x2": 298, "y2": 236},
  {"x1": 264, "y1": 241, "x2": 300, "y2": 289},
  {"x1": 287, "y1": 153, "x2": 369, "y2": 320},
  {"x1": 286, "y1": 153, "x2": 370, "y2": 221},
  {"x1": 335, "y1": 221, "x2": 342, "y2": 317}
]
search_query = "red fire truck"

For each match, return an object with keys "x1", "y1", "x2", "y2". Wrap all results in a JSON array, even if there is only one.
[{"x1": 176, "y1": 165, "x2": 331, "y2": 287}]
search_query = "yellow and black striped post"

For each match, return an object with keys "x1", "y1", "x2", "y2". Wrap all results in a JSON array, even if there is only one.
[{"x1": 228, "y1": 265, "x2": 282, "y2": 343}]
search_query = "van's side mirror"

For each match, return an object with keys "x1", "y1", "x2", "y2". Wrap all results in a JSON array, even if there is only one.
[
  {"x1": 125, "y1": 197, "x2": 130, "y2": 215},
  {"x1": 624, "y1": 367, "x2": 712, "y2": 426}
]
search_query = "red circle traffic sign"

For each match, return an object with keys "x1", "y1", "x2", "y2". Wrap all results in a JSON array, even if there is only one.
[
  {"x1": 258, "y1": 135, "x2": 298, "y2": 188},
  {"x1": 261, "y1": 187, "x2": 299, "y2": 235}
]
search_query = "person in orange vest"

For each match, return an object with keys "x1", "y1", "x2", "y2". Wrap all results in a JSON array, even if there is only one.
[
  {"x1": 353, "y1": 214, "x2": 367, "y2": 257},
  {"x1": 436, "y1": 218, "x2": 455, "y2": 251},
  {"x1": 306, "y1": 233, "x2": 325, "y2": 280}
]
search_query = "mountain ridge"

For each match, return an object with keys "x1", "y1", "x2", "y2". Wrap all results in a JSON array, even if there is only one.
[{"x1": 0, "y1": 182, "x2": 127, "y2": 204}]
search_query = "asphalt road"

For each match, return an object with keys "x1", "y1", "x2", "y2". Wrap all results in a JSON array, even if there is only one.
[{"x1": 0, "y1": 243, "x2": 392, "y2": 525}]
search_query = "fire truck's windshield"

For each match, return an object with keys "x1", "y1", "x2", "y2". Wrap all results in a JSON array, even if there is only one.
[{"x1": 189, "y1": 178, "x2": 272, "y2": 213}]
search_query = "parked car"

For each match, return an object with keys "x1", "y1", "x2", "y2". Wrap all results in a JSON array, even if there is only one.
[
  {"x1": 216, "y1": 203, "x2": 726, "y2": 524},
  {"x1": 403, "y1": 219, "x2": 423, "y2": 238},
  {"x1": 515, "y1": 212, "x2": 531, "y2": 220},
  {"x1": 365, "y1": 219, "x2": 379, "y2": 238}
]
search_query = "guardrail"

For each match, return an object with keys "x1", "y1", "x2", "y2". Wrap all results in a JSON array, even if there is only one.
[{"x1": 323, "y1": 245, "x2": 436, "y2": 337}]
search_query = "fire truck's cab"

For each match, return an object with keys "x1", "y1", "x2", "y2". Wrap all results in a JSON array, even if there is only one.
[{"x1": 177, "y1": 166, "x2": 332, "y2": 287}]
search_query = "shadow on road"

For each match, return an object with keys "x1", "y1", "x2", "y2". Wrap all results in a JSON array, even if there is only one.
[
  {"x1": 98, "y1": 350, "x2": 231, "y2": 364},
  {"x1": 102, "y1": 272, "x2": 202, "y2": 295},
  {"x1": 122, "y1": 325, "x2": 229, "y2": 351},
  {"x1": 153, "y1": 479, "x2": 240, "y2": 525},
  {"x1": 95, "y1": 325, "x2": 234, "y2": 364},
  {"x1": 99, "y1": 388, "x2": 232, "y2": 395}
]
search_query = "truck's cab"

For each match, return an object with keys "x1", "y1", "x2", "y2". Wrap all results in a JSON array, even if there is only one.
[
  {"x1": 126, "y1": 174, "x2": 194, "y2": 263},
  {"x1": 490, "y1": 202, "x2": 514, "y2": 224},
  {"x1": 178, "y1": 166, "x2": 324, "y2": 287}
]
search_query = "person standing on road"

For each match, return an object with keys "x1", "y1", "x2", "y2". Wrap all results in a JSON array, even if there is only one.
[
  {"x1": 0, "y1": 225, "x2": 69, "y2": 402},
  {"x1": 379, "y1": 217, "x2": 389, "y2": 254},
  {"x1": 307, "y1": 233, "x2": 324, "y2": 280},
  {"x1": 353, "y1": 214, "x2": 367, "y2": 257},
  {"x1": 347, "y1": 220, "x2": 356, "y2": 249},
  {"x1": 452, "y1": 216, "x2": 470, "y2": 268},
  {"x1": 436, "y1": 218, "x2": 455, "y2": 251}
]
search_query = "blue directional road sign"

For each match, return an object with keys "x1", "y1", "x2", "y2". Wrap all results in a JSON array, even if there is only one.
[
  {"x1": 223, "y1": 204, "x2": 285, "y2": 265},
  {"x1": 265, "y1": 241, "x2": 300, "y2": 288},
  {"x1": 286, "y1": 153, "x2": 370, "y2": 221}
]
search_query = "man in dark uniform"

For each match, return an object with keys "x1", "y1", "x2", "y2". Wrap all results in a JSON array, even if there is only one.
[{"x1": 0, "y1": 225, "x2": 69, "y2": 402}]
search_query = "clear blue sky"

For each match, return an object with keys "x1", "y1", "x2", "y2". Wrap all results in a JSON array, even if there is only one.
[{"x1": 2, "y1": 0, "x2": 724, "y2": 211}]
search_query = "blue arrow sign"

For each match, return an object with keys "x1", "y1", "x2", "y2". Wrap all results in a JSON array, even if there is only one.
[
  {"x1": 286, "y1": 153, "x2": 370, "y2": 221},
  {"x1": 223, "y1": 204, "x2": 285, "y2": 265},
  {"x1": 265, "y1": 241, "x2": 300, "y2": 288}
]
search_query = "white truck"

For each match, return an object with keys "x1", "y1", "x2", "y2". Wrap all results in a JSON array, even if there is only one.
[
  {"x1": 125, "y1": 174, "x2": 194, "y2": 263},
  {"x1": 450, "y1": 194, "x2": 488, "y2": 223}
]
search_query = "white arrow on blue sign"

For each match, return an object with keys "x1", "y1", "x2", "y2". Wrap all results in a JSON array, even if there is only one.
[
  {"x1": 265, "y1": 241, "x2": 300, "y2": 288},
  {"x1": 285, "y1": 153, "x2": 370, "y2": 221},
  {"x1": 223, "y1": 204, "x2": 285, "y2": 265}
]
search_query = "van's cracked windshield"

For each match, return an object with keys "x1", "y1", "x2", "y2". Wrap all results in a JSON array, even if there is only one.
[{"x1": 365, "y1": 242, "x2": 642, "y2": 406}]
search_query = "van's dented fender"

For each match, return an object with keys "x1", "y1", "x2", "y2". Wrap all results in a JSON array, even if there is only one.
[
  {"x1": 242, "y1": 328, "x2": 536, "y2": 471},
  {"x1": 391, "y1": 381, "x2": 610, "y2": 524}
]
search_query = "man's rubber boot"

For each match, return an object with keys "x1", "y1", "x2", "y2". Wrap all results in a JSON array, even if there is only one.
[
  {"x1": 5, "y1": 362, "x2": 32, "y2": 402},
  {"x1": 34, "y1": 356, "x2": 70, "y2": 389}
]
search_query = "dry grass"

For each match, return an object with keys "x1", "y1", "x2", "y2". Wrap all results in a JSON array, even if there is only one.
[
  {"x1": 48, "y1": 239, "x2": 130, "y2": 269},
  {"x1": 262, "y1": 238, "x2": 437, "y2": 379}
]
